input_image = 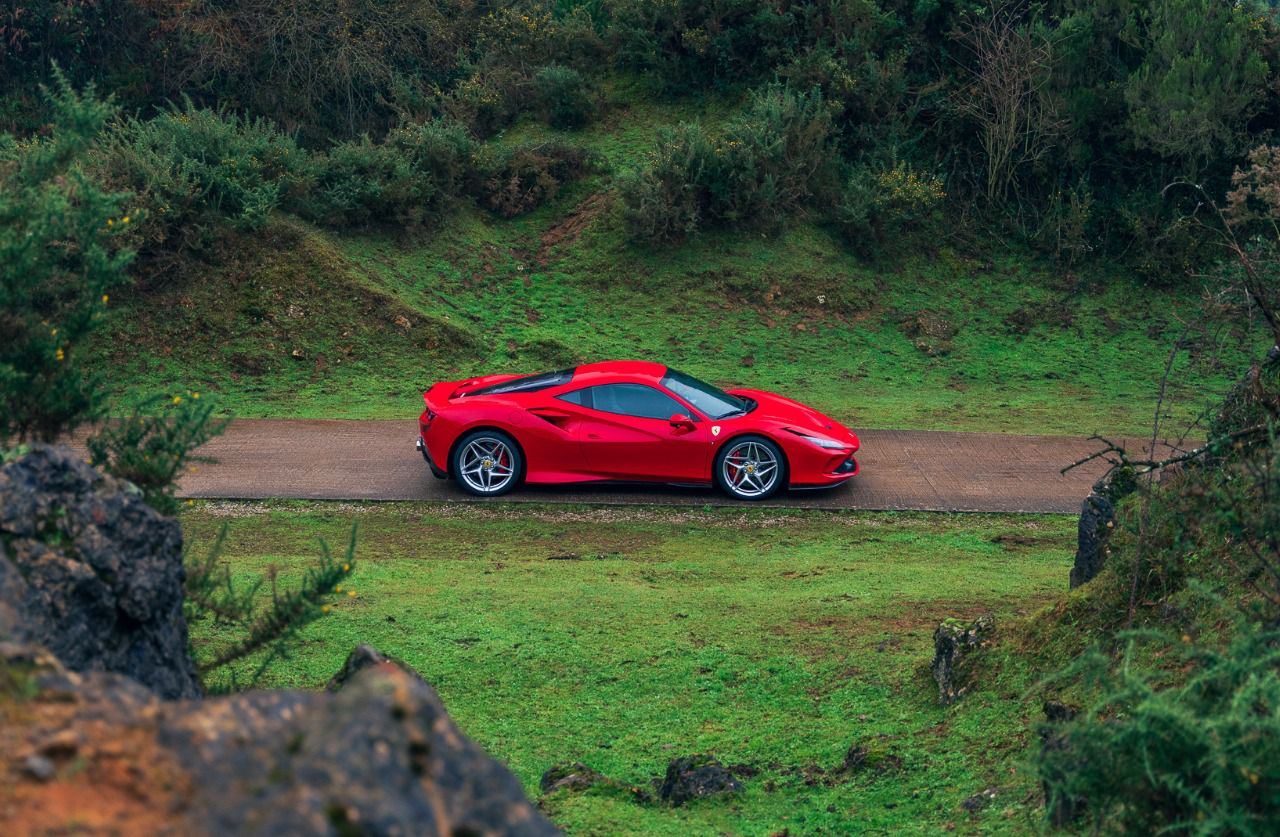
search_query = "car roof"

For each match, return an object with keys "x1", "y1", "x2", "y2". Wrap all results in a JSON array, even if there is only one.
[{"x1": 569, "y1": 360, "x2": 669, "y2": 387}]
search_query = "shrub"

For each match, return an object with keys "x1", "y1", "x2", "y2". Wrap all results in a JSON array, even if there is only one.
[
  {"x1": 0, "y1": 71, "x2": 132, "y2": 443},
  {"x1": 534, "y1": 64, "x2": 596, "y2": 129},
  {"x1": 299, "y1": 119, "x2": 474, "y2": 229},
  {"x1": 712, "y1": 83, "x2": 838, "y2": 225},
  {"x1": 97, "y1": 101, "x2": 304, "y2": 258},
  {"x1": 1039, "y1": 610, "x2": 1280, "y2": 833},
  {"x1": 86, "y1": 391, "x2": 230, "y2": 516},
  {"x1": 470, "y1": 141, "x2": 595, "y2": 218},
  {"x1": 618, "y1": 123, "x2": 717, "y2": 242},
  {"x1": 186, "y1": 523, "x2": 357, "y2": 692},
  {"x1": 621, "y1": 84, "x2": 835, "y2": 240},
  {"x1": 837, "y1": 160, "x2": 945, "y2": 250}
]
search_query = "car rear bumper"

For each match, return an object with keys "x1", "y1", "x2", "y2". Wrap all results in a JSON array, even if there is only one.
[{"x1": 417, "y1": 436, "x2": 447, "y2": 479}]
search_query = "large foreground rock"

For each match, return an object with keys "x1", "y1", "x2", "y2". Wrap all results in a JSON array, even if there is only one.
[
  {"x1": 0, "y1": 445, "x2": 199, "y2": 699},
  {"x1": 1, "y1": 643, "x2": 560, "y2": 836}
]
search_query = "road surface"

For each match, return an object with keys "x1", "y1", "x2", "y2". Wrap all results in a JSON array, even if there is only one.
[{"x1": 132, "y1": 419, "x2": 1183, "y2": 514}]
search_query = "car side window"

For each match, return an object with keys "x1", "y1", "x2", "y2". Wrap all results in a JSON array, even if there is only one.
[
  {"x1": 586, "y1": 384, "x2": 686, "y2": 421},
  {"x1": 556, "y1": 388, "x2": 592, "y2": 408}
]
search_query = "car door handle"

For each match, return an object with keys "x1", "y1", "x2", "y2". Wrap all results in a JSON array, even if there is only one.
[{"x1": 586, "y1": 432, "x2": 602, "y2": 440}]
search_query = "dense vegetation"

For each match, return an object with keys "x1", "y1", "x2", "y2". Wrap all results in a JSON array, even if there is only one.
[{"x1": 3, "y1": 0, "x2": 1278, "y2": 273}]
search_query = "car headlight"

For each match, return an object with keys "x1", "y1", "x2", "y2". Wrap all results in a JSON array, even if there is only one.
[{"x1": 790, "y1": 431, "x2": 847, "y2": 450}]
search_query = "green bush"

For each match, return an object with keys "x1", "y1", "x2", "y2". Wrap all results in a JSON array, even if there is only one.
[
  {"x1": 299, "y1": 119, "x2": 474, "y2": 229},
  {"x1": 618, "y1": 123, "x2": 718, "y2": 242},
  {"x1": 534, "y1": 64, "x2": 596, "y2": 129},
  {"x1": 837, "y1": 161, "x2": 945, "y2": 251},
  {"x1": 0, "y1": 71, "x2": 132, "y2": 443},
  {"x1": 86, "y1": 391, "x2": 229, "y2": 516},
  {"x1": 621, "y1": 84, "x2": 835, "y2": 240},
  {"x1": 713, "y1": 83, "x2": 837, "y2": 224},
  {"x1": 97, "y1": 101, "x2": 303, "y2": 258},
  {"x1": 1040, "y1": 611, "x2": 1280, "y2": 834},
  {"x1": 470, "y1": 141, "x2": 596, "y2": 218}
]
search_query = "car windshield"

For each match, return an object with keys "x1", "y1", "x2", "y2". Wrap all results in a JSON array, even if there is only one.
[{"x1": 660, "y1": 368, "x2": 748, "y2": 419}]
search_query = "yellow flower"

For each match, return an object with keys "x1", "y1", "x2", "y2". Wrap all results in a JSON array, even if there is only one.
[
  {"x1": 185, "y1": 499, "x2": 195, "y2": 506},
  {"x1": 342, "y1": 563, "x2": 351, "y2": 572},
  {"x1": 51, "y1": 328, "x2": 57, "y2": 336},
  {"x1": 102, "y1": 294, "x2": 109, "y2": 305},
  {"x1": 347, "y1": 590, "x2": 357, "y2": 598},
  {"x1": 172, "y1": 395, "x2": 182, "y2": 405},
  {"x1": 55, "y1": 348, "x2": 65, "y2": 362},
  {"x1": 321, "y1": 605, "x2": 331, "y2": 614},
  {"x1": 122, "y1": 216, "x2": 130, "y2": 224},
  {"x1": 192, "y1": 392, "x2": 200, "y2": 399},
  {"x1": 335, "y1": 585, "x2": 344, "y2": 593},
  {"x1": 106, "y1": 218, "x2": 114, "y2": 226}
]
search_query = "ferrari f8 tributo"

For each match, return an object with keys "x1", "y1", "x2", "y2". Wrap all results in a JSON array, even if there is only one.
[{"x1": 416, "y1": 361, "x2": 860, "y2": 500}]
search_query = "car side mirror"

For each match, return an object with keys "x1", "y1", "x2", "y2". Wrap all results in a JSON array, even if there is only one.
[{"x1": 669, "y1": 413, "x2": 695, "y2": 431}]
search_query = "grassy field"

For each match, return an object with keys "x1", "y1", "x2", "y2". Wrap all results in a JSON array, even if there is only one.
[
  {"x1": 93, "y1": 85, "x2": 1253, "y2": 438},
  {"x1": 183, "y1": 500, "x2": 1076, "y2": 835}
]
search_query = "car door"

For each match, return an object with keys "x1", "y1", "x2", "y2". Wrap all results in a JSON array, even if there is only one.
[{"x1": 572, "y1": 383, "x2": 711, "y2": 482}]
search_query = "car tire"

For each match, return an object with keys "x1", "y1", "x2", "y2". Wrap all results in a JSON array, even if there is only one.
[
  {"x1": 451, "y1": 430, "x2": 523, "y2": 497},
  {"x1": 714, "y1": 435, "x2": 786, "y2": 501}
]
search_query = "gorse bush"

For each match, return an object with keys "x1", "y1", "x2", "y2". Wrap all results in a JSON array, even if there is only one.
[
  {"x1": 98, "y1": 101, "x2": 303, "y2": 260},
  {"x1": 621, "y1": 84, "x2": 835, "y2": 240},
  {"x1": 619, "y1": 123, "x2": 715, "y2": 241},
  {"x1": 0, "y1": 71, "x2": 132, "y2": 442},
  {"x1": 1039, "y1": 610, "x2": 1280, "y2": 834},
  {"x1": 298, "y1": 120, "x2": 474, "y2": 229},
  {"x1": 714, "y1": 83, "x2": 837, "y2": 223},
  {"x1": 186, "y1": 524, "x2": 358, "y2": 692},
  {"x1": 86, "y1": 391, "x2": 230, "y2": 516},
  {"x1": 838, "y1": 161, "x2": 945, "y2": 251},
  {"x1": 534, "y1": 64, "x2": 596, "y2": 129}
]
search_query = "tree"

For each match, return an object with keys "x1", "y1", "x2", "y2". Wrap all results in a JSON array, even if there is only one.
[
  {"x1": 1124, "y1": 0, "x2": 1270, "y2": 177},
  {"x1": 0, "y1": 69, "x2": 133, "y2": 443},
  {"x1": 950, "y1": 1, "x2": 1065, "y2": 205}
]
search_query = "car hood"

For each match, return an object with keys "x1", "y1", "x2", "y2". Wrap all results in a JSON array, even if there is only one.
[{"x1": 728, "y1": 389, "x2": 859, "y2": 447}]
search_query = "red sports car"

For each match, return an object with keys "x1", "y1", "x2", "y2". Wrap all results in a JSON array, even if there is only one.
[{"x1": 416, "y1": 361, "x2": 860, "y2": 500}]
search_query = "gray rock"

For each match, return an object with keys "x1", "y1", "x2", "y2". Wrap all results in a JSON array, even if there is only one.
[
  {"x1": 1070, "y1": 485, "x2": 1117, "y2": 589},
  {"x1": 21, "y1": 754, "x2": 56, "y2": 782},
  {"x1": 0, "y1": 445, "x2": 199, "y2": 699},
  {"x1": 931, "y1": 613, "x2": 995, "y2": 705},
  {"x1": 657, "y1": 754, "x2": 743, "y2": 806}
]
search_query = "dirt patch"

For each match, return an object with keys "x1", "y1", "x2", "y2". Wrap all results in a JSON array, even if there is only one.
[
  {"x1": 0, "y1": 704, "x2": 191, "y2": 835},
  {"x1": 538, "y1": 192, "x2": 608, "y2": 266}
]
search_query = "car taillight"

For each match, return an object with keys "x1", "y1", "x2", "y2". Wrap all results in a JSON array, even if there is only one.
[{"x1": 424, "y1": 408, "x2": 436, "y2": 423}]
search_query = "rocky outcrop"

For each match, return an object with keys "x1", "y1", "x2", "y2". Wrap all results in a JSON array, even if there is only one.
[
  {"x1": 0, "y1": 445, "x2": 198, "y2": 699},
  {"x1": 1, "y1": 641, "x2": 560, "y2": 836},
  {"x1": 931, "y1": 613, "x2": 995, "y2": 704}
]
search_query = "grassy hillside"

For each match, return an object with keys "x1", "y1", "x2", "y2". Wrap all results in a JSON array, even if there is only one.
[
  {"x1": 95, "y1": 89, "x2": 1251, "y2": 436},
  {"x1": 184, "y1": 501, "x2": 1075, "y2": 835}
]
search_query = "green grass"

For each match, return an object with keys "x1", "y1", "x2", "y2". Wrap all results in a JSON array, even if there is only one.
[
  {"x1": 183, "y1": 500, "x2": 1076, "y2": 835},
  {"x1": 93, "y1": 82, "x2": 1256, "y2": 436}
]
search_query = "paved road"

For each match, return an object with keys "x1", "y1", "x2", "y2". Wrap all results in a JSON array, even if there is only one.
[{"x1": 139, "y1": 419, "x2": 1182, "y2": 514}]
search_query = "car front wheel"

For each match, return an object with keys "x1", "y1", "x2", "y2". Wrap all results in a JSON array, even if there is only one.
[
  {"x1": 451, "y1": 430, "x2": 522, "y2": 497},
  {"x1": 714, "y1": 436, "x2": 785, "y2": 501}
]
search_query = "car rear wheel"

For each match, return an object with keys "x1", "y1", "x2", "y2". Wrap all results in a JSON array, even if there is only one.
[
  {"x1": 452, "y1": 430, "x2": 522, "y2": 497},
  {"x1": 714, "y1": 436, "x2": 785, "y2": 501}
]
